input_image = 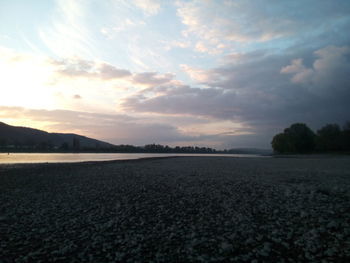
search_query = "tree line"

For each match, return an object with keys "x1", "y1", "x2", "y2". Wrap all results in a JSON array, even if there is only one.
[
  {"x1": 0, "y1": 137, "x2": 82, "y2": 152},
  {"x1": 271, "y1": 122, "x2": 350, "y2": 153},
  {"x1": 0, "y1": 139, "x2": 218, "y2": 154}
]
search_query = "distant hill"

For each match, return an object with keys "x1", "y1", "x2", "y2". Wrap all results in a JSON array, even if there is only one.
[{"x1": 0, "y1": 121, "x2": 114, "y2": 150}]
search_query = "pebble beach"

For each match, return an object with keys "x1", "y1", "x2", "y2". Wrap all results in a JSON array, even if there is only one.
[{"x1": 1, "y1": 156, "x2": 350, "y2": 262}]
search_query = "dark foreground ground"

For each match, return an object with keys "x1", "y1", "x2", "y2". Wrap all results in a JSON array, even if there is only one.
[{"x1": 0, "y1": 156, "x2": 350, "y2": 262}]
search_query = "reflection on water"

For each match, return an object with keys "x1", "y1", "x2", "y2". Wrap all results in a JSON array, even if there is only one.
[{"x1": 0, "y1": 153, "x2": 266, "y2": 164}]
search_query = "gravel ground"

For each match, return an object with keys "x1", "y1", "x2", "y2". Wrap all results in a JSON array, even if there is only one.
[{"x1": 0, "y1": 156, "x2": 350, "y2": 262}]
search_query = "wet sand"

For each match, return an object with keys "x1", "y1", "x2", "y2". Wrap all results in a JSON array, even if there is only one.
[{"x1": 1, "y1": 156, "x2": 350, "y2": 262}]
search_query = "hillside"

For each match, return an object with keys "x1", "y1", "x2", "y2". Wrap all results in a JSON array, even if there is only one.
[{"x1": 0, "y1": 122, "x2": 114, "y2": 150}]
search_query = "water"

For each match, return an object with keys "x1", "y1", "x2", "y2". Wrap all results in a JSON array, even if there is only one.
[{"x1": 0, "y1": 153, "x2": 267, "y2": 164}]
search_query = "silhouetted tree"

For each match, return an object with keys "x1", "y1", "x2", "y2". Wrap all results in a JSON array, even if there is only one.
[
  {"x1": 164, "y1": 145, "x2": 171, "y2": 152},
  {"x1": 0, "y1": 138, "x2": 6, "y2": 148},
  {"x1": 25, "y1": 139, "x2": 35, "y2": 149},
  {"x1": 39, "y1": 141, "x2": 48, "y2": 150},
  {"x1": 316, "y1": 124, "x2": 342, "y2": 151},
  {"x1": 342, "y1": 121, "x2": 350, "y2": 151},
  {"x1": 73, "y1": 137, "x2": 80, "y2": 150},
  {"x1": 271, "y1": 133, "x2": 292, "y2": 153},
  {"x1": 272, "y1": 123, "x2": 316, "y2": 153},
  {"x1": 60, "y1": 142, "x2": 69, "y2": 150},
  {"x1": 13, "y1": 140, "x2": 19, "y2": 149}
]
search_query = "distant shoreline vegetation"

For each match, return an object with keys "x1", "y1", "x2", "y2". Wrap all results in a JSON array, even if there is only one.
[
  {"x1": 271, "y1": 122, "x2": 350, "y2": 154},
  {"x1": 0, "y1": 121, "x2": 271, "y2": 155},
  {"x1": 0, "y1": 143, "x2": 217, "y2": 154},
  {"x1": 0, "y1": 121, "x2": 216, "y2": 153},
  {"x1": 0, "y1": 143, "x2": 269, "y2": 155}
]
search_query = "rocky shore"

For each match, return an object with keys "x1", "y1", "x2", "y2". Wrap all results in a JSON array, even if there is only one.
[{"x1": 1, "y1": 156, "x2": 350, "y2": 262}]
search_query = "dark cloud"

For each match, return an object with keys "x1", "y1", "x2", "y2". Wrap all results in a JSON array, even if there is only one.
[
  {"x1": 50, "y1": 58, "x2": 176, "y2": 88},
  {"x1": 132, "y1": 72, "x2": 174, "y2": 86},
  {"x1": 122, "y1": 85, "x2": 237, "y2": 119},
  {"x1": 99, "y1": 63, "x2": 131, "y2": 79},
  {"x1": 51, "y1": 58, "x2": 131, "y2": 80},
  {"x1": 42, "y1": 0, "x2": 350, "y2": 148},
  {"x1": 45, "y1": 46, "x2": 350, "y2": 148},
  {"x1": 122, "y1": 45, "x2": 350, "y2": 147},
  {"x1": 281, "y1": 46, "x2": 350, "y2": 96}
]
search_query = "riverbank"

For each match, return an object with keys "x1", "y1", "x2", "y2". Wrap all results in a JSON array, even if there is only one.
[
  {"x1": 1, "y1": 156, "x2": 349, "y2": 262},
  {"x1": 0, "y1": 152, "x2": 266, "y2": 164}
]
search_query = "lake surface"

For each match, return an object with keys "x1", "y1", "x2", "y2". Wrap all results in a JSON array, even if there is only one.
[{"x1": 0, "y1": 153, "x2": 267, "y2": 164}]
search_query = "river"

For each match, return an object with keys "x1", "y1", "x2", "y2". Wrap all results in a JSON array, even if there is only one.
[{"x1": 0, "y1": 153, "x2": 267, "y2": 164}]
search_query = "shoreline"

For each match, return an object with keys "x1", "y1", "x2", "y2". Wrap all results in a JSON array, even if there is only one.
[
  {"x1": 0, "y1": 155, "x2": 179, "y2": 164},
  {"x1": 1, "y1": 156, "x2": 349, "y2": 262},
  {"x1": 0, "y1": 153, "x2": 269, "y2": 166}
]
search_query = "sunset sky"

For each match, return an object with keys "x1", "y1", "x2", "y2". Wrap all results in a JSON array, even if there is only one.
[{"x1": 1, "y1": 0, "x2": 349, "y2": 149}]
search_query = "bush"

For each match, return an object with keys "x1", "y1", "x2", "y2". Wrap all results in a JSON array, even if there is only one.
[
  {"x1": 316, "y1": 124, "x2": 342, "y2": 151},
  {"x1": 271, "y1": 133, "x2": 292, "y2": 153},
  {"x1": 271, "y1": 123, "x2": 316, "y2": 153},
  {"x1": 272, "y1": 121, "x2": 350, "y2": 154}
]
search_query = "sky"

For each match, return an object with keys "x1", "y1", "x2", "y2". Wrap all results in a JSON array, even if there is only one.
[{"x1": 0, "y1": 0, "x2": 350, "y2": 149}]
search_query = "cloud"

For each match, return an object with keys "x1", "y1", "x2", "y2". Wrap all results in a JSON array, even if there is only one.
[
  {"x1": 132, "y1": 0, "x2": 161, "y2": 16},
  {"x1": 194, "y1": 41, "x2": 221, "y2": 54},
  {"x1": 280, "y1": 58, "x2": 314, "y2": 84},
  {"x1": 0, "y1": 106, "x2": 190, "y2": 145},
  {"x1": 180, "y1": 64, "x2": 223, "y2": 84},
  {"x1": 162, "y1": 40, "x2": 191, "y2": 51},
  {"x1": 101, "y1": 18, "x2": 146, "y2": 35},
  {"x1": 176, "y1": 0, "x2": 293, "y2": 44},
  {"x1": 39, "y1": 0, "x2": 98, "y2": 58},
  {"x1": 2, "y1": 0, "x2": 350, "y2": 149},
  {"x1": 50, "y1": 56, "x2": 179, "y2": 89},
  {"x1": 73, "y1": 94, "x2": 82, "y2": 99},
  {"x1": 281, "y1": 45, "x2": 350, "y2": 93},
  {"x1": 51, "y1": 57, "x2": 132, "y2": 80},
  {"x1": 132, "y1": 72, "x2": 174, "y2": 86},
  {"x1": 2, "y1": 41, "x2": 349, "y2": 148},
  {"x1": 99, "y1": 63, "x2": 132, "y2": 79},
  {"x1": 176, "y1": 0, "x2": 350, "y2": 53},
  {"x1": 122, "y1": 45, "x2": 350, "y2": 144},
  {"x1": 0, "y1": 106, "x2": 250, "y2": 148},
  {"x1": 122, "y1": 85, "x2": 237, "y2": 119}
]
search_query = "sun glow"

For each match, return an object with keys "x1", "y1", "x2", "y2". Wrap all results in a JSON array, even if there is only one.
[{"x1": 0, "y1": 51, "x2": 56, "y2": 109}]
